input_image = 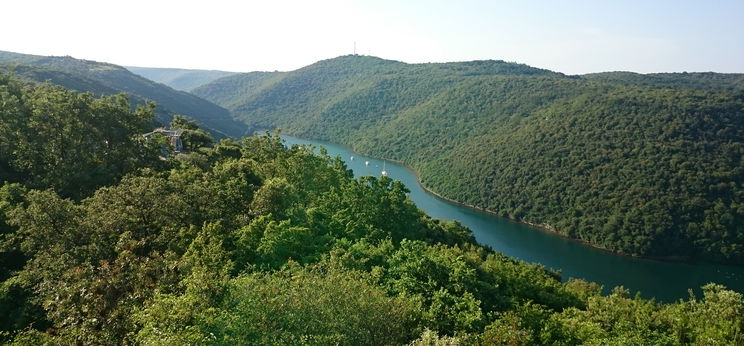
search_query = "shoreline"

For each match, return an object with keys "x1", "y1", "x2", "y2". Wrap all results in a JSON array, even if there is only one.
[
  {"x1": 281, "y1": 133, "x2": 707, "y2": 265},
  {"x1": 412, "y1": 179, "x2": 691, "y2": 263}
]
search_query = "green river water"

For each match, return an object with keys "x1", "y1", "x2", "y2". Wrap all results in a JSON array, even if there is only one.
[{"x1": 282, "y1": 135, "x2": 744, "y2": 302}]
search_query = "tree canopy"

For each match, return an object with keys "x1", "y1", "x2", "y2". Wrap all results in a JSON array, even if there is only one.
[
  {"x1": 194, "y1": 55, "x2": 744, "y2": 264},
  {"x1": 0, "y1": 49, "x2": 248, "y2": 138},
  {"x1": 1, "y1": 76, "x2": 743, "y2": 344}
]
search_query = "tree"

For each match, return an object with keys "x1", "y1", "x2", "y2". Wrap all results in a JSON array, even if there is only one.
[{"x1": 170, "y1": 115, "x2": 213, "y2": 152}]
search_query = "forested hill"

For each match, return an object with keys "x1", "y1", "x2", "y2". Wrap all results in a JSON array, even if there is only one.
[
  {"x1": 0, "y1": 50, "x2": 247, "y2": 137},
  {"x1": 192, "y1": 56, "x2": 560, "y2": 116},
  {"x1": 194, "y1": 54, "x2": 744, "y2": 264},
  {"x1": 582, "y1": 71, "x2": 744, "y2": 91},
  {"x1": 1, "y1": 75, "x2": 742, "y2": 344},
  {"x1": 126, "y1": 66, "x2": 237, "y2": 91}
]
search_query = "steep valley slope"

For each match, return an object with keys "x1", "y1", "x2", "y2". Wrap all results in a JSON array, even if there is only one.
[
  {"x1": 194, "y1": 55, "x2": 744, "y2": 264},
  {"x1": 0, "y1": 50, "x2": 247, "y2": 137}
]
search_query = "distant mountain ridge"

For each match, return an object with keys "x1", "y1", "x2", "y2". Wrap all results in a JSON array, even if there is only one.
[
  {"x1": 193, "y1": 55, "x2": 562, "y2": 136},
  {"x1": 126, "y1": 66, "x2": 238, "y2": 91},
  {"x1": 0, "y1": 50, "x2": 247, "y2": 137},
  {"x1": 582, "y1": 71, "x2": 744, "y2": 91},
  {"x1": 193, "y1": 54, "x2": 744, "y2": 264}
]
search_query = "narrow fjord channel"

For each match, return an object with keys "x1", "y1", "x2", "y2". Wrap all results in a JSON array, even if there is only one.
[{"x1": 282, "y1": 135, "x2": 744, "y2": 302}]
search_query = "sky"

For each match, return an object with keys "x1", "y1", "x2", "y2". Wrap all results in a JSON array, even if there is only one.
[{"x1": 2, "y1": 0, "x2": 743, "y2": 75}]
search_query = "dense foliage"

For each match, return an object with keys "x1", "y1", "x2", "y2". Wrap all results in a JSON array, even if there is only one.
[
  {"x1": 0, "y1": 50, "x2": 247, "y2": 137},
  {"x1": 583, "y1": 71, "x2": 744, "y2": 91},
  {"x1": 1, "y1": 77, "x2": 742, "y2": 344},
  {"x1": 0, "y1": 75, "x2": 161, "y2": 199},
  {"x1": 195, "y1": 55, "x2": 744, "y2": 263}
]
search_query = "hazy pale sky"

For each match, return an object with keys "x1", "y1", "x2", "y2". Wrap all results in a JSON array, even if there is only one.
[{"x1": 2, "y1": 0, "x2": 743, "y2": 74}]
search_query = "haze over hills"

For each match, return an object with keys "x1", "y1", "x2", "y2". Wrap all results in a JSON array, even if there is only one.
[
  {"x1": 3, "y1": 0, "x2": 744, "y2": 342},
  {"x1": 3, "y1": 49, "x2": 742, "y2": 264},
  {"x1": 194, "y1": 54, "x2": 744, "y2": 264},
  {"x1": 125, "y1": 66, "x2": 238, "y2": 92},
  {"x1": 0, "y1": 50, "x2": 247, "y2": 137},
  {"x1": 2, "y1": 53, "x2": 744, "y2": 345},
  {"x1": 3, "y1": 73, "x2": 743, "y2": 344}
]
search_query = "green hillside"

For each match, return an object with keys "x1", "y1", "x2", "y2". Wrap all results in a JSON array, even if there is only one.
[
  {"x1": 1, "y1": 76, "x2": 742, "y2": 344},
  {"x1": 0, "y1": 64, "x2": 121, "y2": 95},
  {"x1": 0, "y1": 50, "x2": 247, "y2": 137},
  {"x1": 192, "y1": 71, "x2": 289, "y2": 110},
  {"x1": 194, "y1": 55, "x2": 744, "y2": 264},
  {"x1": 581, "y1": 72, "x2": 744, "y2": 91},
  {"x1": 583, "y1": 71, "x2": 744, "y2": 91},
  {"x1": 126, "y1": 66, "x2": 237, "y2": 91}
]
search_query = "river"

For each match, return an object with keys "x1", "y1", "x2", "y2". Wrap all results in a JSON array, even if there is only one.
[{"x1": 282, "y1": 135, "x2": 744, "y2": 302}]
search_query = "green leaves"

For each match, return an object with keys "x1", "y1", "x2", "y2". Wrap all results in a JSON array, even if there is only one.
[
  {"x1": 2, "y1": 80, "x2": 743, "y2": 345},
  {"x1": 170, "y1": 115, "x2": 214, "y2": 152},
  {"x1": 0, "y1": 76, "x2": 159, "y2": 199},
  {"x1": 208, "y1": 265, "x2": 420, "y2": 345},
  {"x1": 196, "y1": 55, "x2": 744, "y2": 263}
]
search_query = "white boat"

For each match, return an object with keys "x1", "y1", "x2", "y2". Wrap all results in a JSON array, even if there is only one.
[
  {"x1": 381, "y1": 161, "x2": 388, "y2": 176},
  {"x1": 365, "y1": 160, "x2": 369, "y2": 166},
  {"x1": 350, "y1": 156, "x2": 354, "y2": 161}
]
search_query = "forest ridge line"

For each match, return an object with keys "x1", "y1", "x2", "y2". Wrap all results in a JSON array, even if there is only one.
[{"x1": 191, "y1": 54, "x2": 744, "y2": 264}]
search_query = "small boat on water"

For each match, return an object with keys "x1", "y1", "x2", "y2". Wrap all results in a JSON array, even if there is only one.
[
  {"x1": 381, "y1": 161, "x2": 388, "y2": 176},
  {"x1": 365, "y1": 160, "x2": 369, "y2": 166},
  {"x1": 350, "y1": 156, "x2": 354, "y2": 161}
]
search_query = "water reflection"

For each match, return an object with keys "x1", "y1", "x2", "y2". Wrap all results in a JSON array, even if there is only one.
[{"x1": 282, "y1": 135, "x2": 744, "y2": 302}]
